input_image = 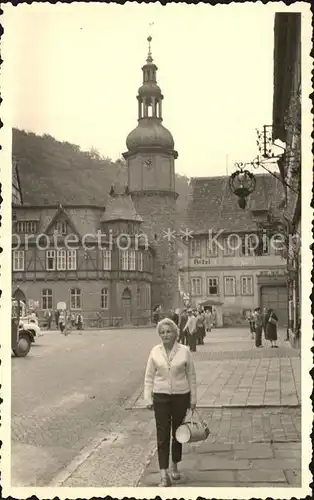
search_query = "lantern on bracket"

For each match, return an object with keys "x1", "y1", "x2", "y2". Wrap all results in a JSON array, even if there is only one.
[{"x1": 228, "y1": 163, "x2": 257, "y2": 209}]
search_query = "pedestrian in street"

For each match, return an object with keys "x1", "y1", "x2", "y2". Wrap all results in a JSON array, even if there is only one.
[
  {"x1": 144, "y1": 317, "x2": 197, "y2": 487},
  {"x1": 55, "y1": 309, "x2": 60, "y2": 328},
  {"x1": 76, "y1": 313, "x2": 84, "y2": 331},
  {"x1": 262, "y1": 307, "x2": 268, "y2": 339},
  {"x1": 152, "y1": 304, "x2": 161, "y2": 325},
  {"x1": 183, "y1": 309, "x2": 197, "y2": 352},
  {"x1": 204, "y1": 309, "x2": 212, "y2": 333},
  {"x1": 196, "y1": 310, "x2": 205, "y2": 345},
  {"x1": 212, "y1": 307, "x2": 217, "y2": 328},
  {"x1": 58, "y1": 311, "x2": 66, "y2": 334},
  {"x1": 178, "y1": 309, "x2": 188, "y2": 344},
  {"x1": 70, "y1": 312, "x2": 76, "y2": 328},
  {"x1": 253, "y1": 307, "x2": 263, "y2": 348},
  {"x1": 169, "y1": 308, "x2": 179, "y2": 326},
  {"x1": 44, "y1": 309, "x2": 52, "y2": 329},
  {"x1": 265, "y1": 308, "x2": 278, "y2": 347},
  {"x1": 247, "y1": 309, "x2": 255, "y2": 339}
]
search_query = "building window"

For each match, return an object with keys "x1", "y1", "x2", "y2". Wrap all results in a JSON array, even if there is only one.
[
  {"x1": 138, "y1": 252, "x2": 143, "y2": 271},
  {"x1": 16, "y1": 221, "x2": 37, "y2": 233},
  {"x1": 241, "y1": 276, "x2": 253, "y2": 295},
  {"x1": 13, "y1": 250, "x2": 25, "y2": 271},
  {"x1": 207, "y1": 277, "x2": 219, "y2": 296},
  {"x1": 223, "y1": 236, "x2": 237, "y2": 256},
  {"x1": 190, "y1": 239, "x2": 201, "y2": 257},
  {"x1": 56, "y1": 221, "x2": 67, "y2": 235},
  {"x1": 272, "y1": 234, "x2": 285, "y2": 255},
  {"x1": 143, "y1": 284, "x2": 151, "y2": 309},
  {"x1": 191, "y1": 277, "x2": 202, "y2": 296},
  {"x1": 224, "y1": 276, "x2": 236, "y2": 296},
  {"x1": 46, "y1": 250, "x2": 56, "y2": 271},
  {"x1": 147, "y1": 285, "x2": 151, "y2": 309},
  {"x1": 207, "y1": 236, "x2": 218, "y2": 256},
  {"x1": 255, "y1": 233, "x2": 269, "y2": 255},
  {"x1": 42, "y1": 289, "x2": 53, "y2": 310},
  {"x1": 57, "y1": 249, "x2": 67, "y2": 270},
  {"x1": 129, "y1": 250, "x2": 136, "y2": 271},
  {"x1": 136, "y1": 287, "x2": 141, "y2": 308},
  {"x1": 120, "y1": 250, "x2": 137, "y2": 271},
  {"x1": 241, "y1": 234, "x2": 262, "y2": 256},
  {"x1": 70, "y1": 288, "x2": 81, "y2": 309},
  {"x1": 121, "y1": 250, "x2": 129, "y2": 270},
  {"x1": 101, "y1": 287, "x2": 109, "y2": 309},
  {"x1": 67, "y1": 250, "x2": 77, "y2": 270},
  {"x1": 103, "y1": 249, "x2": 112, "y2": 270}
]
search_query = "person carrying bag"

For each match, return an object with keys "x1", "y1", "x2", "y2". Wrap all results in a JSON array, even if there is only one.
[
  {"x1": 176, "y1": 408, "x2": 210, "y2": 444},
  {"x1": 265, "y1": 308, "x2": 278, "y2": 348},
  {"x1": 144, "y1": 318, "x2": 197, "y2": 487}
]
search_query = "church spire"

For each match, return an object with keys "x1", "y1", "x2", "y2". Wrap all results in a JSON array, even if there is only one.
[{"x1": 137, "y1": 34, "x2": 163, "y2": 120}]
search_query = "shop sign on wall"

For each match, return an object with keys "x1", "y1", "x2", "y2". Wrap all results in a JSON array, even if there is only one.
[{"x1": 192, "y1": 258, "x2": 210, "y2": 266}]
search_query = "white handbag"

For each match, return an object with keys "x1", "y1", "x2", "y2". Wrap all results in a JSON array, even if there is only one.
[{"x1": 176, "y1": 409, "x2": 210, "y2": 444}]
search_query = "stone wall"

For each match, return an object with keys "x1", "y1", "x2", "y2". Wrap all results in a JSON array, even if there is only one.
[{"x1": 131, "y1": 191, "x2": 178, "y2": 312}]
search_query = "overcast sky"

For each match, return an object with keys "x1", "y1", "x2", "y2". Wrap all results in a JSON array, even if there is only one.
[{"x1": 2, "y1": 2, "x2": 308, "y2": 177}]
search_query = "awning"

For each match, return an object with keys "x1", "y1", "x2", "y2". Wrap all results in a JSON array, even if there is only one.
[{"x1": 199, "y1": 299, "x2": 223, "y2": 307}]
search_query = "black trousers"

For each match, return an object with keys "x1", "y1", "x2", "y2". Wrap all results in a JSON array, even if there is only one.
[
  {"x1": 178, "y1": 330, "x2": 187, "y2": 345},
  {"x1": 255, "y1": 326, "x2": 262, "y2": 347},
  {"x1": 188, "y1": 332, "x2": 197, "y2": 352},
  {"x1": 153, "y1": 392, "x2": 190, "y2": 470}
]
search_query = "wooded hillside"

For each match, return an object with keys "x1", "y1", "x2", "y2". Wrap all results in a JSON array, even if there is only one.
[{"x1": 12, "y1": 128, "x2": 192, "y2": 215}]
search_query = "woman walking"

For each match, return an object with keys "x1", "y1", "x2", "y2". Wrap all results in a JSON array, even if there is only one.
[
  {"x1": 247, "y1": 309, "x2": 255, "y2": 339},
  {"x1": 265, "y1": 308, "x2": 278, "y2": 347},
  {"x1": 204, "y1": 309, "x2": 212, "y2": 333},
  {"x1": 144, "y1": 318, "x2": 197, "y2": 486},
  {"x1": 58, "y1": 311, "x2": 66, "y2": 334},
  {"x1": 253, "y1": 307, "x2": 263, "y2": 348},
  {"x1": 196, "y1": 310, "x2": 206, "y2": 345}
]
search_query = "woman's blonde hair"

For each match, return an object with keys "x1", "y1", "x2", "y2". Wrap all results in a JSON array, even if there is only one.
[{"x1": 156, "y1": 317, "x2": 179, "y2": 337}]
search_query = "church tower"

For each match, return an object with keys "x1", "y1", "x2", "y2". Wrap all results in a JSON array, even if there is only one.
[{"x1": 123, "y1": 36, "x2": 179, "y2": 312}]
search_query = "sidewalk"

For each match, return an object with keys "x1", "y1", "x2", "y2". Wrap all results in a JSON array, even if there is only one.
[
  {"x1": 127, "y1": 328, "x2": 301, "y2": 409},
  {"x1": 137, "y1": 327, "x2": 302, "y2": 487}
]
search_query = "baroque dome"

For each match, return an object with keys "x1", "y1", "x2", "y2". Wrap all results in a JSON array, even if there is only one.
[
  {"x1": 138, "y1": 82, "x2": 162, "y2": 96},
  {"x1": 126, "y1": 119, "x2": 174, "y2": 150}
]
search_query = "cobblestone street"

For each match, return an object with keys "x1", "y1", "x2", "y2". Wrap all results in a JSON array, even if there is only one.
[
  {"x1": 11, "y1": 327, "x2": 158, "y2": 486},
  {"x1": 11, "y1": 327, "x2": 303, "y2": 489}
]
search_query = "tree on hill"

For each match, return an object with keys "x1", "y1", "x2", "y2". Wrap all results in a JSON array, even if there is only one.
[{"x1": 12, "y1": 128, "x2": 190, "y2": 216}]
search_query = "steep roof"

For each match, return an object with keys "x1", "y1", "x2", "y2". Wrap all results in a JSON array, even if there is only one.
[
  {"x1": 184, "y1": 174, "x2": 285, "y2": 233},
  {"x1": 101, "y1": 189, "x2": 143, "y2": 222}
]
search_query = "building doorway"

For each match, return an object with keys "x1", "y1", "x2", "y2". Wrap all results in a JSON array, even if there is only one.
[
  {"x1": 13, "y1": 287, "x2": 26, "y2": 304},
  {"x1": 261, "y1": 286, "x2": 288, "y2": 327},
  {"x1": 122, "y1": 288, "x2": 132, "y2": 324}
]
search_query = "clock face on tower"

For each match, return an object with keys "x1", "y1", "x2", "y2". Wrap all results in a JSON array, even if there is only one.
[{"x1": 141, "y1": 157, "x2": 152, "y2": 169}]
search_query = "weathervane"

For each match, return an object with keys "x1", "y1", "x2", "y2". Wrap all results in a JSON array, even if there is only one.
[{"x1": 147, "y1": 22, "x2": 154, "y2": 62}]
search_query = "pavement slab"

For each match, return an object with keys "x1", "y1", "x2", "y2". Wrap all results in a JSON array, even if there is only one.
[
  {"x1": 128, "y1": 328, "x2": 301, "y2": 409},
  {"x1": 137, "y1": 328, "x2": 302, "y2": 488},
  {"x1": 11, "y1": 326, "x2": 303, "y2": 489},
  {"x1": 236, "y1": 469, "x2": 287, "y2": 483}
]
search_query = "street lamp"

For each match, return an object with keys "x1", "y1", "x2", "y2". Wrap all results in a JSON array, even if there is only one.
[{"x1": 228, "y1": 164, "x2": 257, "y2": 209}]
